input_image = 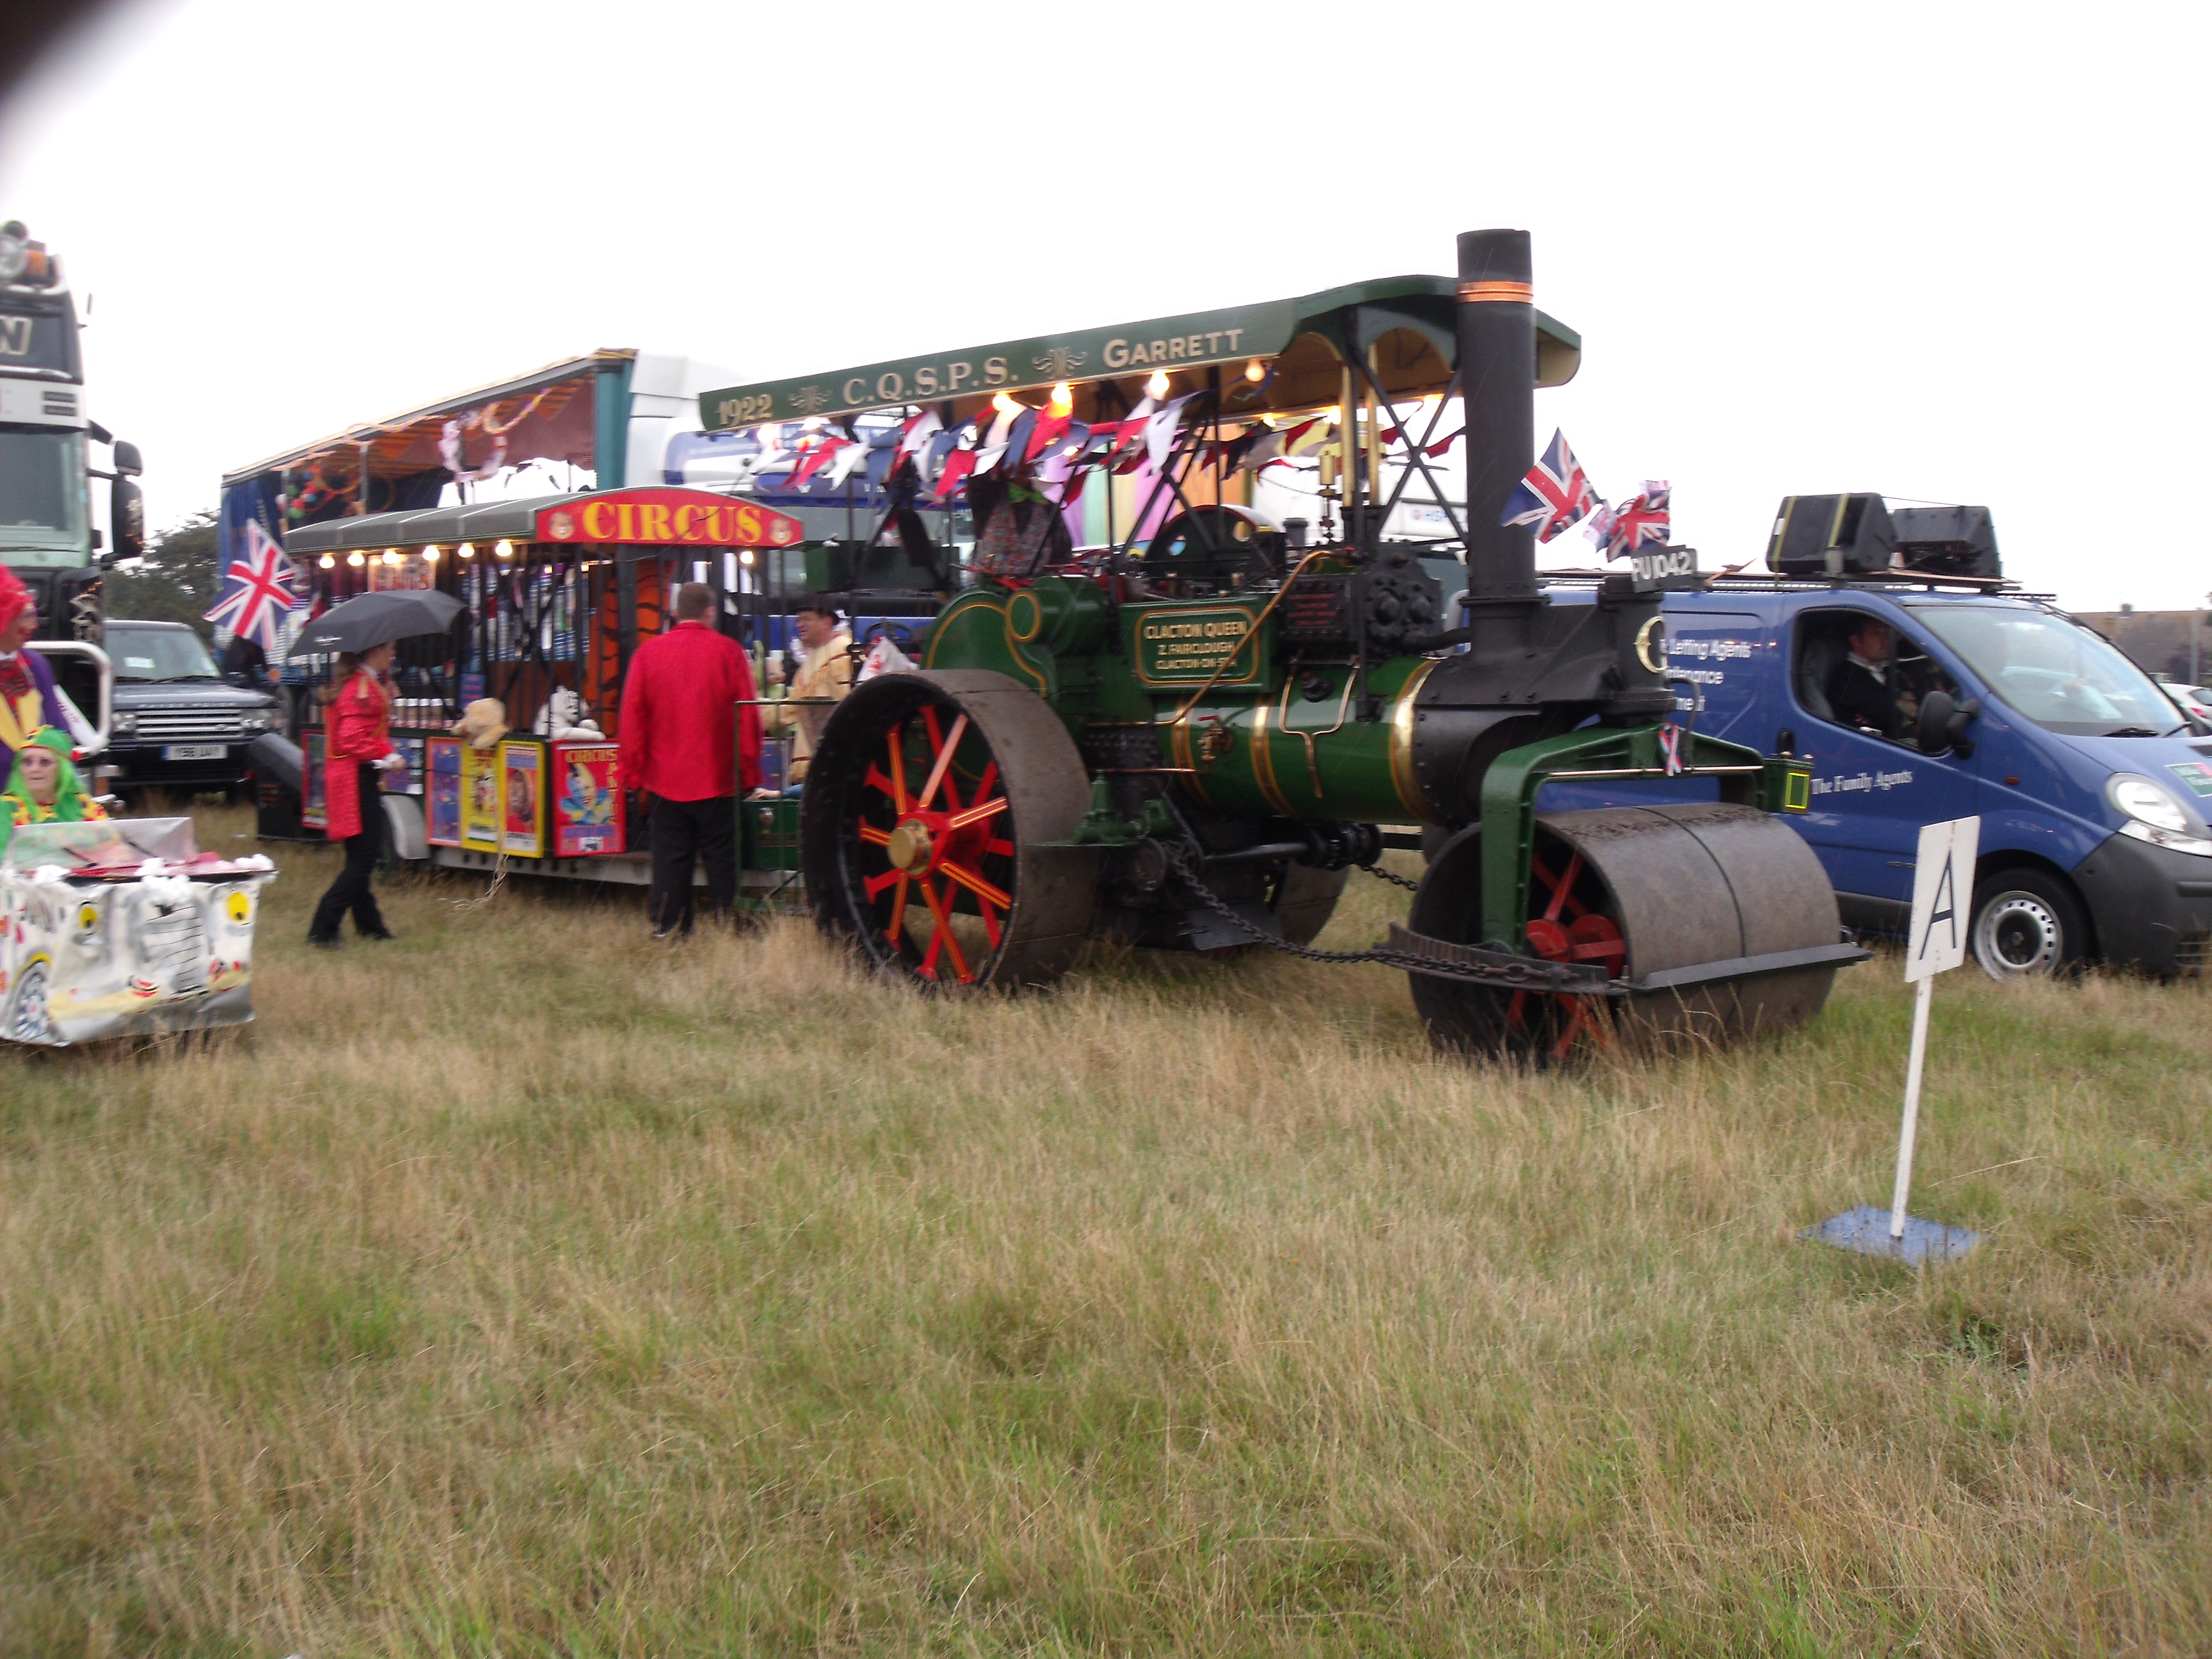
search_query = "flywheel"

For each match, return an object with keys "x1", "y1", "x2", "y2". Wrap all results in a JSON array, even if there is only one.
[{"x1": 802, "y1": 671, "x2": 1099, "y2": 987}]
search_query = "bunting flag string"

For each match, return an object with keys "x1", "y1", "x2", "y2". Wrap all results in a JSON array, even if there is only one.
[
  {"x1": 784, "y1": 435, "x2": 850, "y2": 493},
  {"x1": 933, "y1": 411, "x2": 990, "y2": 500},
  {"x1": 824, "y1": 434, "x2": 875, "y2": 488},
  {"x1": 894, "y1": 410, "x2": 942, "y2": 485},
  {"x1": 1142, "y1": 394, "x2": 1196, "y2": 474}
]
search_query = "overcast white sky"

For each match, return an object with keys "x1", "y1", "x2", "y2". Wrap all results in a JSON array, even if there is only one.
[{"x1": 3, "y1": 0, "x2": 2206, "y2": 611}]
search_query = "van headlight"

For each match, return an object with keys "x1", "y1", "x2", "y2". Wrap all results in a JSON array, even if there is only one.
[
  {"x1": 2110, "y1": 774, "x2": 2212, "y2": 856},
  {"x1": 239, "y1": 710, "x2": 271, "y2": 734},
  {"x1": 112, "y1": 711, "x2": 137, "y2": 737}
]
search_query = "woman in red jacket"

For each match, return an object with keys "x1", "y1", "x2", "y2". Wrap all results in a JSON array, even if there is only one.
[{"x1": 308, "y1": 643, "x2": 404, "y2": 948}]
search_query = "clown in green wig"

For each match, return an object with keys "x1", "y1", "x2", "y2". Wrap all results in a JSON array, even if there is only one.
[{"x1": 0, "y1": 726, "x2": 107, "y2": 859}]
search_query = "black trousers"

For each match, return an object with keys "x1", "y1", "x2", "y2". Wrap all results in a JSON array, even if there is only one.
[
  {"x1": 309, "y1": 765, "x2": 389, "y2": 940},
  {"x1": 648, "y1": 794, "x2": 737, "y2": 933}
]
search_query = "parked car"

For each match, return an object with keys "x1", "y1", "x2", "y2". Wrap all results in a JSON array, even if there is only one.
[
  {"x1": 1539, "y1": 577, "x2": 2212, "y2": 981},
  {"x1": 2162, "y1": 682, "x2": 2212, "y2": 723},
  {"x1": 100, "y1": 620, "x2": 280, "y2": 796}
]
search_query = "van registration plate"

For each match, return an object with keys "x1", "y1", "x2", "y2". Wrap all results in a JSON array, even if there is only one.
[{"x1": 163, "y1": 743, "x2": 228, "y2": 761}]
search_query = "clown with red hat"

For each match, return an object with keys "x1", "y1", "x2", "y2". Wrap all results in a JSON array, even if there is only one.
[{"x1": 0, "y1": 566, "x2": 65, "y2": 773}]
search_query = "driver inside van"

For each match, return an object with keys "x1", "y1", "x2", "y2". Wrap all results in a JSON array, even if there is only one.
[{"x1": 1826, "y1": 617, "x2": 1908, "y2": 741}]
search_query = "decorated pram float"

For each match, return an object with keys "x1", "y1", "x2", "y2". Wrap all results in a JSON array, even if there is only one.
[{"x1": 1, "y1": 817, "x2": 275, "y2": 1045}]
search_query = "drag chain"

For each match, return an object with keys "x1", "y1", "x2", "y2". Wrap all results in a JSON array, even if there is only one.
[
  {"x1": 1159, "y1": 839, "x2": 1434, "y2": 971},
  {"x1": 1360, "y1": 862, "x2": 1422, "y2": 893}
]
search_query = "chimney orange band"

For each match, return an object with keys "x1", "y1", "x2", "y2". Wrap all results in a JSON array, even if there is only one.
[{"x1": 1457, "y1": 280, "x2": 1533, "y2": 303}]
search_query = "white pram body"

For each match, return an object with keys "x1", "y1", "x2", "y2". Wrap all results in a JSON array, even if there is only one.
[{"x1": 1, "y1": 817, "x2": 276, "y2": 1046}]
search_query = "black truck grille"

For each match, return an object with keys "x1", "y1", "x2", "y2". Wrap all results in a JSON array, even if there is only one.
[{"x1": 131, "y1": 711, "x2": 244, "y2": 742}]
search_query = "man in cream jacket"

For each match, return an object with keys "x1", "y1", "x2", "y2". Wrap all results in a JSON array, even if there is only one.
[{"x1": 767, "y1": 598, "x2": 854, "y2": 785}]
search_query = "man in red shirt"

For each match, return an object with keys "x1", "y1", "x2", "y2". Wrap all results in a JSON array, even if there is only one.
[{"x1": 618, "y1": 581, "x2": 762, "y2": 937}]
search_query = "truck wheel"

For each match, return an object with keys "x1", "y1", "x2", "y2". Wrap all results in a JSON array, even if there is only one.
[
  {"x1": 802, "y1": 670, "x2": 1099, "y2": 988},
  {"x1": 1970, "y1": 868, "x2": 2086, "y2": 980}
]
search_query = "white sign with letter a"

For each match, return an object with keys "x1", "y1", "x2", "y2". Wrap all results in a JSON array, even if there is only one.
[
  {"x1": 1802, "y1": 812, "x2": 1988, "y2": 1263},
  {"x1": 1905, "y1": 815, "x2": 1980, "y2": 983}
]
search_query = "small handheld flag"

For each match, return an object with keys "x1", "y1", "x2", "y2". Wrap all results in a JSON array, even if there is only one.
[
  {"x1": 1499, "y1": 429, "x2": 1599, "y2": 543},
  {"x1": 1592, "y1": 481, "x2": 1672, "y2": 559}
]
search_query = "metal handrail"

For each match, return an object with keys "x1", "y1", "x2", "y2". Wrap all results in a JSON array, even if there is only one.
[{"x1": 27, "y1": 640, "x2": 113, "y2": 748}]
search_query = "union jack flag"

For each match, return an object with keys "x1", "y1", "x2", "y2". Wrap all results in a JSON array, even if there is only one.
[
  {"x1": 1498, "y1": 428, "x2": 1599, "y2": 542},
  {"x1": 204, "y1": 519, "x2": 305, "y2": 651},
  {"x1": 1593, "y1": 481, "x2": 1672, "y2": 559}
]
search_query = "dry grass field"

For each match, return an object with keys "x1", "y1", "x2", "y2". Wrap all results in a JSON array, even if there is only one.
[{"x1": 2, "y1": 800, "x2": 2208, "y2": 1657}]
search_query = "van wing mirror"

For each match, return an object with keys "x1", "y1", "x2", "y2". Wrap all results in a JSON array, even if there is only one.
[{"x1": 1917, "y1": 689, "x2": 1979, "y2": 757}]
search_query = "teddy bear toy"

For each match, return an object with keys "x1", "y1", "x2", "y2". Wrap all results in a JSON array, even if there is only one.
[{"x1": 449, "y1": 698, "x2": 510, "y2": 749}]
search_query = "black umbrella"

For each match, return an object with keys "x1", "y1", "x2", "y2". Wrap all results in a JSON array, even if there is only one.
[{"x1": 287, "y1": 589, "x2": 465, "y2": 660}]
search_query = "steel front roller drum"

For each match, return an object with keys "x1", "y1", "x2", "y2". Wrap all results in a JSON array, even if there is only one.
[
  {"x1": 802, "y1": 670, "x2": 1099, "y2": 988},
  {"x1": 1409, "y1": 803, "x2": 1842, "y2": 1061}
]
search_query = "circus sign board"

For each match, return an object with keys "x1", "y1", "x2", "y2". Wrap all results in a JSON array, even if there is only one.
[{"x1": 534, "y1": 489, "x2": 804, "y2": 548}]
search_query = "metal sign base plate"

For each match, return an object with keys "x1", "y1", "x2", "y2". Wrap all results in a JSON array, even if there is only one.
[{"x1": 1805, "y1": 1205, "x2": 1982, "y2": 1264}]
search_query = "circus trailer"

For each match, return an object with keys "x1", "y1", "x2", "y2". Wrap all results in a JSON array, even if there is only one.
[
  {"x1": 280, "y1": 487, "x2": 813, "y2": 895},
  {"x1": 224, "y1": 348, "x2": 961, "y2": 864},
  {"x1": 1, "y1": 817, "x2": 276, "y2": 1047}
]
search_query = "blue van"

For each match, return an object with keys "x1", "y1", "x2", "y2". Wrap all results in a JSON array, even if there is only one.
[{"x1": 1536, "y1": 571, "x2": 2212, "y2": 980}]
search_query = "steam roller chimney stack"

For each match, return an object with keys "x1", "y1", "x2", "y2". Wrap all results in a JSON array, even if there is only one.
[{"x1": 1455, "y1": 229, "x2": 1541, "y2": 623}]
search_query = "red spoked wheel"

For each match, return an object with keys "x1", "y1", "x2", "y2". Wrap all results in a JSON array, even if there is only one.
[
  {"x1": 802, "y1": 671, "x2": 1098, "y2": 988},
  {"x1": 1509, "y1": 845, "x2": 1627, "y2": 1060},
  {"x1": 856, "y1": 700, "x2": 1014, "y2": 983},
  {"x1": 1406, "y1": 822, "x2": 1631, "y2": 1064}
]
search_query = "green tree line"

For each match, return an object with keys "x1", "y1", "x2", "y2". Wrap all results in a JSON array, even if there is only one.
[{"x1": 102, "y1": 509, "x2": 220, "y2": 634}]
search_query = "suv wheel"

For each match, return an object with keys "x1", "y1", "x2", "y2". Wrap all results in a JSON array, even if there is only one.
[{"x1": 1970, "y1": 868, "x2": 2087, "y2": 980}]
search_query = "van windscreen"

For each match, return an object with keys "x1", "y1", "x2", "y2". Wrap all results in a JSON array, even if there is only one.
[{"x1": 1905, "y1": 603, "x2": 2183, "y2": 737}]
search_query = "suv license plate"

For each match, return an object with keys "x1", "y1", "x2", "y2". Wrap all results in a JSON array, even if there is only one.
[{"x1": 163, "y1": 743, "x2": 229, "y2": 761}]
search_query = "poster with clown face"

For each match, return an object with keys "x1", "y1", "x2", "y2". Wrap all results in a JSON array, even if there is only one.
[
  {"x1": 551, "y1": 741, "x2": 622, "y2": 856},
  {"x1": 460, "y1": 743, "x2": 501, "y2": 852},
  {"x1": 1, "y1": 818, "x2": 276, "y2": 1047}
]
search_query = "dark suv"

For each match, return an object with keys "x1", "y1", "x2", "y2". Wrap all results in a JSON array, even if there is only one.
[{"x1": 102, "y1": 620, "x2": 279, "y2": 795}]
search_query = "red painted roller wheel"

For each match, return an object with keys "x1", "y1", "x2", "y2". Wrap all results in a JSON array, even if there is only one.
[
  {"x1": 1407, "y1": 804, "x2": 1842, "y2": 1063},
  {"x1": 801, "y1": 671, "x2": 1099, "y2": 987}
]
